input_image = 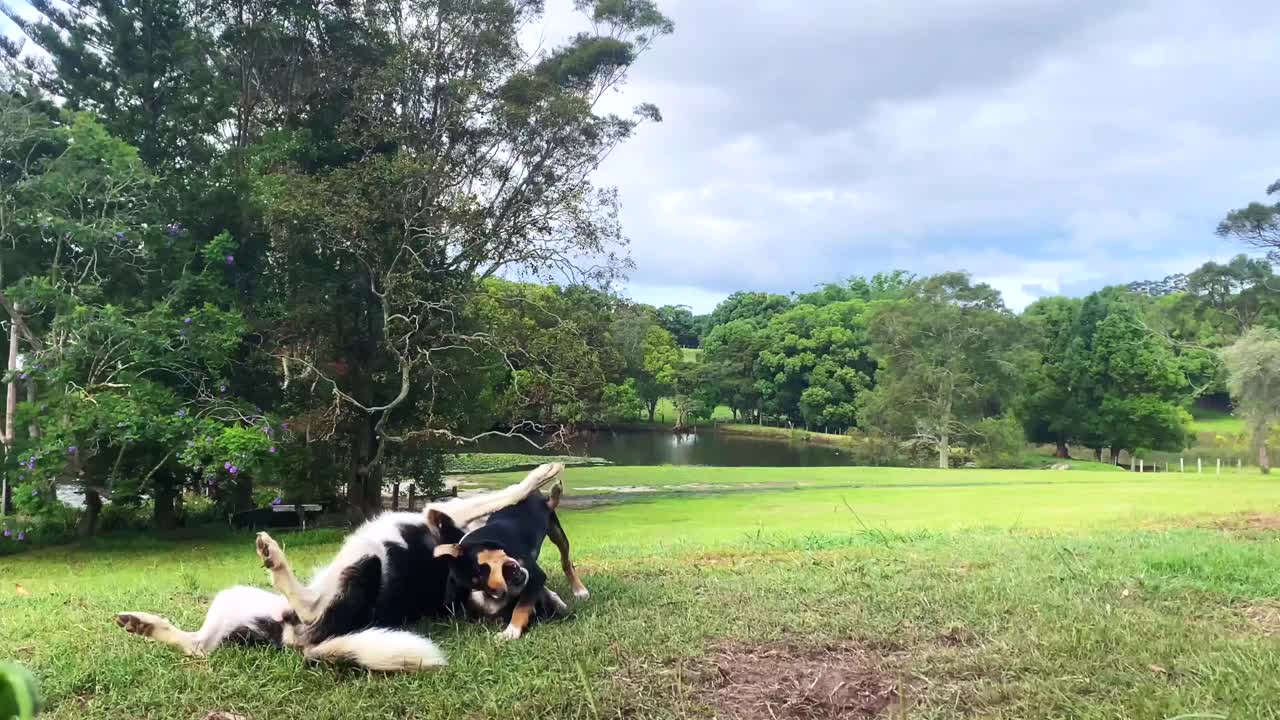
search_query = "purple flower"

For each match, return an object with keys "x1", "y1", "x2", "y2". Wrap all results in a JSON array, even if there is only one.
[
  {"x1": 175, "y1": 408, "x2": 187, "y2": 418},
  {"x1": 269, "y1": 446, "x2": 277, "y2": 455},
  {"x1": 67, "y1": 446, "x2": 77, "y2": 456},
  {"x1": 30, "y1": 489, "x2": 37, "y2": 497},
  {"x1": 18, "y1": 373, "x2": 28, "y2": 381},
  {"x1": 183, "y1": 317, "x2": 193, "y2": 325},
  {"x1": 225, "y1": 255, "x2": 234, "y2": 266},
  {"x1": 166, "y1": 223, "x2": 182, "y2": 237},
  {"x1": 219, "y1": 385, "x2": 227, "y2": 394},
  {"x1": 224, "y1": 461, "x2": 232, "y2": 471},
  {"x1": 281, "y1": 423, "x2": 290, "y2": 432},
  {"x1": 2, "y1": 529, "x2": 9, "y2": 538},
  {"x1": 228, "y1": 465, "x2": 239, "y2": 475},
  {"x1": 15, "y1": 532, "x2": 24, "y2": 542},
  {"x1": 271, "y1": 497, "x2": 282, "y2": 506},
  {"x1": 115, "y1": 231, "x2": 126, "y2": 241}
]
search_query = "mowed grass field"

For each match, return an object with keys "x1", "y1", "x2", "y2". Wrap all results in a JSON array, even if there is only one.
[
  {"x1": 1190, "y1": 407, "x2": 1246, "y2": 436},
  {"x1": 5, "y1": 466, "x2": 1280, "y2": 719}
]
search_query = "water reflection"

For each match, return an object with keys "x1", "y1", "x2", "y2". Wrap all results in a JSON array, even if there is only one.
[{"x1": 469, "y1": 429, "x2": 850, "y2": 467}]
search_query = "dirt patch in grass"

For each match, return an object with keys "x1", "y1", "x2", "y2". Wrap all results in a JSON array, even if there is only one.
[
  {"x1": 706, "y1": 640, "x2": 901, "y2": 719},
  {"x1": 1201, "y1": 513, "x2": 1280, "y2": 533},
  {"x1": 1240, "y1": 601, "x2": 1280, "y2": 636},
  {"x1": 936, "y1": 625, "x2": 980, "y2": 648}
]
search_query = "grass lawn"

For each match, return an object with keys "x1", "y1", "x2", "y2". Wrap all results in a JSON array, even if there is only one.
[
  {"x1": 444, "y1": 453, "x2": 610, "y2": 474},
  {"x1": 1190, "y1": 407, "x2": 1245, "y2": 436},
  {"x1": 6, "y1": 466, "x2": 1280, "y2": 719},
  {"x1": 648, "y1": 398, "x2": 734, "y2": 425}
]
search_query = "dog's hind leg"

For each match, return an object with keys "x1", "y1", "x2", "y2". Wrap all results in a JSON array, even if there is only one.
[
  {"x1": 117, "y1": 586, "x2": 289, "y2": 657},
  {"x1": 116, "y1": 611, "x2": 205, "y2": 656},
  {"x1": 546, "y1": 509, "x2": 589, "y2": 600},
  {"x1": 255, "y1": 532, "x2": 325, "y2": 623},
  {"x1": 425, "y1": 463, "x2": 564, "y2": 535}
]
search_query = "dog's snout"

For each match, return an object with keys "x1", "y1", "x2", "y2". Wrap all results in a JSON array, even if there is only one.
[{"x1": 502, "y1": 559, "x2": 522, "y2": 579}]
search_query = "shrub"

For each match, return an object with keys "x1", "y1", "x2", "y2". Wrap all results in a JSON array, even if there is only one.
[{"x1": 973, "y1": 415, "x2": 1026, "y2": 468}]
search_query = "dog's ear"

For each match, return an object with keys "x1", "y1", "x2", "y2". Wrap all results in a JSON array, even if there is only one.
[
  {"x1": 427, "y1": 509, "x2": 464, "y2": 543},
  {"x1": 433, "y1": 544, "x2": 461, "y2": 559}
]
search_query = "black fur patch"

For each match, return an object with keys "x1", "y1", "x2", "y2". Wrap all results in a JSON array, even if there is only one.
[
  {"x1": 305, "y1": 555, "x2": 382, "y2": 644},
  {"x1": 227, "y1": 617, "x2": 285, "y2": 647},
  {"x1": 372, "y1": 522, "x2": 453, "y2": 627}
]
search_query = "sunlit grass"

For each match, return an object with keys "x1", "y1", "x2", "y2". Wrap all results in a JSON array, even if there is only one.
[{"x1": 5, "y1": 466, "x2": 1280, "y2": 718}]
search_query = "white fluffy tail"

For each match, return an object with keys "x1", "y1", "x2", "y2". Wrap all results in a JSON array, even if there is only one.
[
  {"x1": 303, "y1": 629, "x2": 446, "y2": 672},
  {"x1": 427, "y1": 462, "x2": 564, "y2": 531}
]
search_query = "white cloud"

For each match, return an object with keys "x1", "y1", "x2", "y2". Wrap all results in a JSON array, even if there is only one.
[{"x1": 563, "y1": 0, "x2": 1280, "y2": 310}]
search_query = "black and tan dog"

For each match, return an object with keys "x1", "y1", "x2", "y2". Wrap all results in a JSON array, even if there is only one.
[
  {"x1": 115, "y1": 464, "x2": 573, "y2": 671},
  {"x1": 430, "y1": 483, "x2": 588, "y2": 641}
]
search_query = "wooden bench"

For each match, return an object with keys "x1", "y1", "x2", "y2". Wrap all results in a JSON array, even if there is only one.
[{"x1": 230, "y1": 504, "x2": 323, "y2": 530}]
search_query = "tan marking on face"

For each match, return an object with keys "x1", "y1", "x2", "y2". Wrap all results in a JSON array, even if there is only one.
[{"x1": 476, "y1": 549, "x2": 510, "y2": 594}]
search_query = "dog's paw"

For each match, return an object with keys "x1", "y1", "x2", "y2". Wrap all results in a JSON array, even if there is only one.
[
  {"x1": 496, "y1": 625, "x2": 523, "y2": 642},
  {"x1": 116, "y1": 612, "x2": 160, "y2": 637},
  {"x1": 255, "y1": 532, "x2": 283, "y2": 570},
  {"x1": 574, "y1": 587, "x2": 590, "y2": 600}
]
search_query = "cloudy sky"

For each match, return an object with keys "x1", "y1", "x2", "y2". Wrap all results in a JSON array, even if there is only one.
[
  {"x1": 550, "y1": 0, "x2": 1280, "y2": 312},
  {"x1": 7, "y1": 1, "x2": 1279, "y2": 313}
]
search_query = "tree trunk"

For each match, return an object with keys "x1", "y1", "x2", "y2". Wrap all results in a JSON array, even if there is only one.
[
  {"x1": 25, "y1": 379, "x2": 38, "y2": 439},
  {"x1": 1055, "y1": 439, "x2": 1070, "y2": 459},
  {"x1": 1260, "y1": 444, "x2": 1270, "y2": 475},
  {"x1": 408, "y1": 484, "x2": 417, "y2": 513},
  {"x1": 82, "y1": 488, "x2": 102, "y2": 536},
  {"x1": 391, "y1": 482, "x2": 400, "y2": 511},
  {"x1": 350, "y1": 414, "x2": 382, "y2": 519},
  {"x1": 153, "y1": 484, "x2": 177, "y2": 530},
  {"x1": 646, "y1": 399, "x2": 657, "y2": 423},
  {"x1": 938, "y1": 399, "x2": 952, "y2": 470},
  {"x1": 1, "y1": 301, "x2": 18, "y2": 516},
  {"x1": 1093, "y1": 447, "x2": 1102, "y2": 463}
]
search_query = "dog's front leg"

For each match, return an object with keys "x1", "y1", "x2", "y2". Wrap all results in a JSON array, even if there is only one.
[
  {"x1": 255, "y1": 532, "x2": 323, "y2": 623},
  {"x1": 497, "y1": 596, "x2": 538, "y2": 642}
]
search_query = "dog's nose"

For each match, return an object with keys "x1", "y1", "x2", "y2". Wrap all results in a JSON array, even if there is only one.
[{"x1": 502, "y1": 560, "x2": 521, "y2": 579}]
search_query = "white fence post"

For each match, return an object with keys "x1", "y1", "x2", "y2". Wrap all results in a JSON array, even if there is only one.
[
  {"x1": 1217, "y1": 458, "x2": 1222, "y2": 475},
  {"x1": 1180, "y1": 457, "x2": 1185, "y2": 473},
  {"x1": 1139, "y1": 458, "x2": 1144, "y2": 473},
  {"x1": 1198, "y1": 458, "x2": 1203, "y2": 473}
]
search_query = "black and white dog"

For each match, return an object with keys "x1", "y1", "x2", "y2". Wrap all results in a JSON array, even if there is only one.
[
  {"x1": 431, "y1": 482, "x2": 589, "y2": 641},
  {"x1": 115, "y1": 464, "x2": 574, "y2": 671}
]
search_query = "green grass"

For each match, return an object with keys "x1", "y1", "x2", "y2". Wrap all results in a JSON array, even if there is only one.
[
  {"x1": 648, "y1": 398, "x2": 733, "y2": 425},
  {"x1": 716, "y1": 422, "x2": 853, "y2": 445},
  {"x1": 1190, "y1": 407, "x2": 1245, "y2": 436},
  {"x1": 1012, "y1": 449, "x2": 1126, "y2": 472},
  {"x1": 444, "y1": 453, "x2": 610, "y2": 474},
  {"x1": 6, "y1": 466, "x2": 1280, "y2": 719}
]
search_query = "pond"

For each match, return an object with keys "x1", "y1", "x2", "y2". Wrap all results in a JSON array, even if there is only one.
[{"x1": 467, "y1": 429, "x2": 854, "y2": 467}]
